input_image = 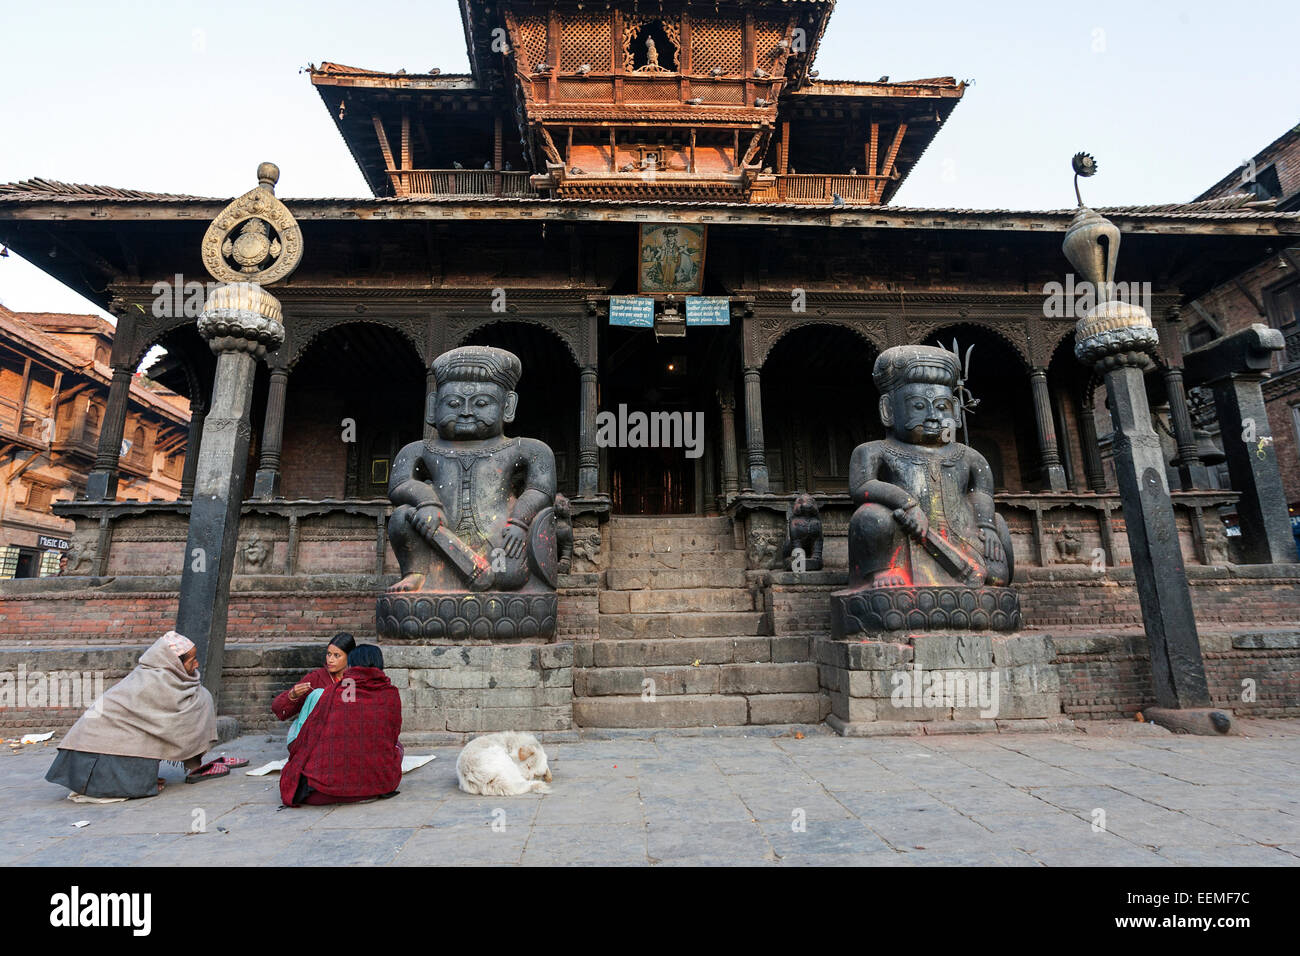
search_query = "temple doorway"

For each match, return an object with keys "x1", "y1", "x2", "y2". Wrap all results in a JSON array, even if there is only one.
[{"x1": 604, "y1": 325, "x2": 727, "y2": 515}]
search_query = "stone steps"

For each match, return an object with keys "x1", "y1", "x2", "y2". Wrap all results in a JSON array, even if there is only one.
[
  {"x1": 598, "y1": 611, "x2": 767, "y2": 641},
  {"x1": 608, "y1": 550, "x2": 750, "y2": 571},
  {"x1": 573, "y1": 692, "x2": 829, "y2": 728},
  {"x1": 576, "y1": 661, "x2": 819, "y2": 697},
  {"x1": 581, "y1": 515, "x2": 805, "y2": 729},
  {"x1": 609, "y1": 515, "x2": 732, "y2": 533},
  {"x1": 607, "y1": 531, "x2": 734, "y2": 555},
  {"x1": 599, "y1": 587, "x2": 756, "y2": 614},
  {"x1": 606, "y1": 567, "x2": 749, "y2": 591}
]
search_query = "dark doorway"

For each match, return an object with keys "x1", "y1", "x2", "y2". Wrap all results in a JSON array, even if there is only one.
[
  {"x1": 14, "y1": 548, "x2": 38, "y2": 579},
  {"x1": 603, "y1": 327, "x2": 722, "y2": 515}
]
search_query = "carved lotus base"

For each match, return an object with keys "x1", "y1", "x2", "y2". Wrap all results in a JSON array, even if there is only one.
[
  {"x1": 376, "y1": 591, "x2": 557, "y2": 641},
  {"x1": 831, "y1": 585, "x2": 1021, "y2": 636}
]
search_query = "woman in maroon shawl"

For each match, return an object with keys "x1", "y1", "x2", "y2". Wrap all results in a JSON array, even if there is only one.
[
  {"x1": 280, "y1": 644, "x2": 403, "y2": 807},
  {"x1": 271, "y1": 633, "x2": 355, "y2": 723}
]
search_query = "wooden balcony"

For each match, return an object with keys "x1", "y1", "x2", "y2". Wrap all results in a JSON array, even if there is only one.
[
  {"x1": 766, "y1": 174, "x2": 892, "y2": 205},
  {"x1": 388, "y1": 169, "x2": 538, "y2": 199}
]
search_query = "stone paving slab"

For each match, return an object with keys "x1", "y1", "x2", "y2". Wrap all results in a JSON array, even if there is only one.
[{"x1": 3, "y1": 720, "x2": 1300, "y2": 866}]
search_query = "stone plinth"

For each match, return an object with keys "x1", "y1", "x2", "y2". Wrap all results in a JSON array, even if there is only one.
[
  {"x1": 831, "y1": 585, "x2": 1022, "y2": 636},
  {"x1": 376, "y1": 591, "x2": 558, "y2": 641},
  {"x1": 383, "y1": 642, "x2": 573, "y2": 733},
  {"x1": 817, "y1": 631, "x2": 1061, "y2": 736}
]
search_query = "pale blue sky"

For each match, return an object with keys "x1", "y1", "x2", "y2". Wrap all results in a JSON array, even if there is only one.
[{"x1": 1, "y1": 0, "x2": 1296, "y2": 318}]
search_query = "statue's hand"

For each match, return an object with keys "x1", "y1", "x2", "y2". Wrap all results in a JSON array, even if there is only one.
[
  {"x1": 501, "y1": 519, "x2": 528, "y2": 561},
  {"x1": 895, "y1": 503, "x2": 929, "y2": 542},
  {"x1": 982, "y1": 526, "x2": 1005, "y2": 565},
  {"x1": 411, "y1": 504, "x2": 444, "y2": 544}
]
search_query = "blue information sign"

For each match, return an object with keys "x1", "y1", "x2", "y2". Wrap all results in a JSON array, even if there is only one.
[
  {"x1": 685, "y1": 296, "x2": 731, "y2": 326},
  {"x1": 609, "y1": 296, "x2": 655, "y2": 328}
]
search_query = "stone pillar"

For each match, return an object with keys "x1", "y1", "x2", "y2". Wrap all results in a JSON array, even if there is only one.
[
  {"x1": 85, "y1": 365, "x2": 134, "y2": 501},
  {"x1": 718, "y1": 388, "x2": 740, "y2": 501},
  {"x1": 742, "y1": 365, "x2": 768, "y2": 493},
  {"x1": 1163, "y1": 365, "x2": 1209, "y2": 491},
  {"x1": 1029, "y1": 367, "x2": 1068, "y2": 491},
  {"x1": 252, "y1": 363, "x2": 289, "y2": 499},
  {"x1": 1076, "y1": 395, "x2": 1107, "y2": 493},
  {"x1": 1184, "y1": 324, "x2": 1297, "y2": 564},
  {"x1": 177, "y1": 283, "x2": 284, "y2": 706},
  {"x1": 578, "y1": 364, "x2": 599, "y2": 496},
  {"x1": 179, "y1": 396, "x2": 208, "y2": 499},
  {"x1": 177, "y1": 161, "x2": 300, "y2": 706},
  {"x1": 1067, "y1": 204, "x2": 1211, "y2": 712}
]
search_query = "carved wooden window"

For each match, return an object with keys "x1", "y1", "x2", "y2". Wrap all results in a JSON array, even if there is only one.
[
  {"x1": 561, "y1": 14, "x2": 611, "y2": 73},
  {"x1": 625, "y1": 19, "x2": 680, "y2": 73},
  {"x1": 513, "y1": 15, "x2": 549, "y2": 72},
  {"x1": 25, "y1": 483, "x2": 52, "y2": 512},
  {"x1": 690, "y1": 18, "x2": 743, "y2": 76},
  {"x1": 753, "y1": 20, "x2": 790, "y2": 67}
]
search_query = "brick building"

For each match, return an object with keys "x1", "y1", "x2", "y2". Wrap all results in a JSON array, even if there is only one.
[
  {"x1": 1181, "y1": 124, "x2": 1300, "y2": 555},
  {"x1": 0, "y1": 306, "x2": 190, "y2": 578}
]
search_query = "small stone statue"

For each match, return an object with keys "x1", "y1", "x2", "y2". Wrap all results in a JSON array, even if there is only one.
[
  {"x1": 554, "y1": 493, "x2": 574, "y2": 574},
  {"x1": 645, "y1": 36, "x2": 659, "y2": 69},
  {"x1": 777, "y1": 493, "x2": 823, "y2": 571},
  {"x1": 378, "y1": 346, "x2": 559, "y2": 639},
  {"x1": 848, "y1": 345, "x2": 1013, "y2": 589}
]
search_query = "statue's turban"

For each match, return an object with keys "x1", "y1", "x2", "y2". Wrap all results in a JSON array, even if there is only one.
[
  {"x1": 432, "y1": 346, "x2": 522, "y2": 391},
  {"x1": 872, "y1": 345, "x2": 960, "y2": 394}
]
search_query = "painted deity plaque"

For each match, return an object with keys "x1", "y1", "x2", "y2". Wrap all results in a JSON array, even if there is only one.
[{"x1": 638, "y1": 224, "x2": 706, "y2": 294}]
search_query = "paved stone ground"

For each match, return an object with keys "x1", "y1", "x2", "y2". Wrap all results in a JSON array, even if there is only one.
[{"x1": 3, "y1": 720, "x2": 1300, "y2": 866}]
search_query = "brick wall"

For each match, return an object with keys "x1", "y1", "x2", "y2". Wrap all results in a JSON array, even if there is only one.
[{"x1": 280, "y1": 388, "x2": 348, "y2": 500}]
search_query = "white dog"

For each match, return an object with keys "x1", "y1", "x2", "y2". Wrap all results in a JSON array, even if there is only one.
[{"x1": 456, "y1": 731, "x2": 553, "y2": 796}]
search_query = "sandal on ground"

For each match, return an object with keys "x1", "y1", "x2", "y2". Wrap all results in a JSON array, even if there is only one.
[
  {"x1": 185, "y1": 761, "x2": 230, "y2": 783},
  {"x1": 210, "y1": 756, "x2": 249, "y2": 768}
]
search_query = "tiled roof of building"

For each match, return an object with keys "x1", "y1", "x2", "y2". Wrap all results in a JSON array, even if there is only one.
[{"x1": 3, "y1": 177, "x2": 1298, "y2": 223}]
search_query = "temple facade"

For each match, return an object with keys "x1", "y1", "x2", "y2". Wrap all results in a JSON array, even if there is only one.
[{"x1": 1, "y1": 0, "x2": 1297, "y2": 733}]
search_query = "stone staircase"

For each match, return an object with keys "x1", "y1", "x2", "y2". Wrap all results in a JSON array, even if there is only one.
[{"x1": 573, "y1": 515, "x2": 828, "y2": 728}]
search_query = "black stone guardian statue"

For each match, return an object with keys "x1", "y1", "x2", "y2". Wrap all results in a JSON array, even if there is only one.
[{"x1": 377, "y1": 346, "x2": 559, "y2": 639}]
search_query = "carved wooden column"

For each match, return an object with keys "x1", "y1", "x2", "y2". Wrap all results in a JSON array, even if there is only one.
[
  {"x1": 578, "y1": 364, "x2": 599, "y2": 496},
  {"x1": 253, "y1": 362, "x2": 289, "y2": 499},
  {"x1": 1076, "y1": 393, "x2": 1107, "y2": 493},
  {"x1": 743, "y1": 366, "x2": 768, "y2": 493},
  {"x1": 1029, "y1": 367, "x2": 1068, "y2": 490},
  {"x1": 179, "y1": 394, "x2": 208, "y2": 499},
  {"x1": 424, "y1": 365, "x2": 437, "y2": 442},
  {"x1": 85, "y1": 364, "x2": 134, "y2": 501},
  {"x1": 1162, "y1": 365, "x2": 1209, "y2": 491},
  {"x1": 718, "y1": 388, "x2": 740, "y2": 501}
]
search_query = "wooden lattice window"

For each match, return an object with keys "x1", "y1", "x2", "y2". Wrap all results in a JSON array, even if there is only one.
[
  {"x1": 513, "y1": 15, "x2": 549, "y2": 72},
  {"x1": 691, "y1": 18, "x2": 743, "y2": 76},
  {"x1": 753, "y1": 20, "x2": 790, "y2": 68},
  {"x1": 25, "y1": 483, "x2": 52, "y2": 512},
  {"x1": 624, "y1": 18, "x2": 680, "y2": 73},
  {"x1": 561, "y1": 14, "x2": 611, "y2": 73}
]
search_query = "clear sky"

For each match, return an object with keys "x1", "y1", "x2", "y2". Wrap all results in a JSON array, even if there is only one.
[{"x1": 1, "y1": 0, "x2": 1297, "y2": 319}]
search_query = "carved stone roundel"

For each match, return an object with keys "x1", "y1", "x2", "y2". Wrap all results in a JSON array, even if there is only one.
[{"x1": 202, "y1": 178, "x2": 303, "y2": 285}]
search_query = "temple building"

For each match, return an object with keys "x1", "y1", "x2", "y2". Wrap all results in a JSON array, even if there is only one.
[
  {"x1": 0, "y1": 306, "x2": 190, "y2": 578},
  {"x1": 0, "y1": 0, "x2": 1297, "y2": 732}
]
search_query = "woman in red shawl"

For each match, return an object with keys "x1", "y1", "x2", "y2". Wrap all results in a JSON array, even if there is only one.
[
  {"x1": 271, "y1": 632, "x2": 355, "y2": 723},
  {"x1": 280, "y1": 644, "x2": 403, "y2": 807}
]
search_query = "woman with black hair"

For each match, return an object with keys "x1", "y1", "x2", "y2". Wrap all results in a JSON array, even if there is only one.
[
  {"x1": 271, "y1": 632, "x2": 356, "y2": 723},
  {"x1": 280, "y1": 643, "x2": 404, "y2": 807}
]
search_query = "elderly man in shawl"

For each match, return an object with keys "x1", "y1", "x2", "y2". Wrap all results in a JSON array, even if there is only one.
[
  {"x1": 280, "y1": 644, "x2": 403, "y2": 807},
  {"x1": 46, "y1": 631, "x2": 225, "y2": 799}
]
